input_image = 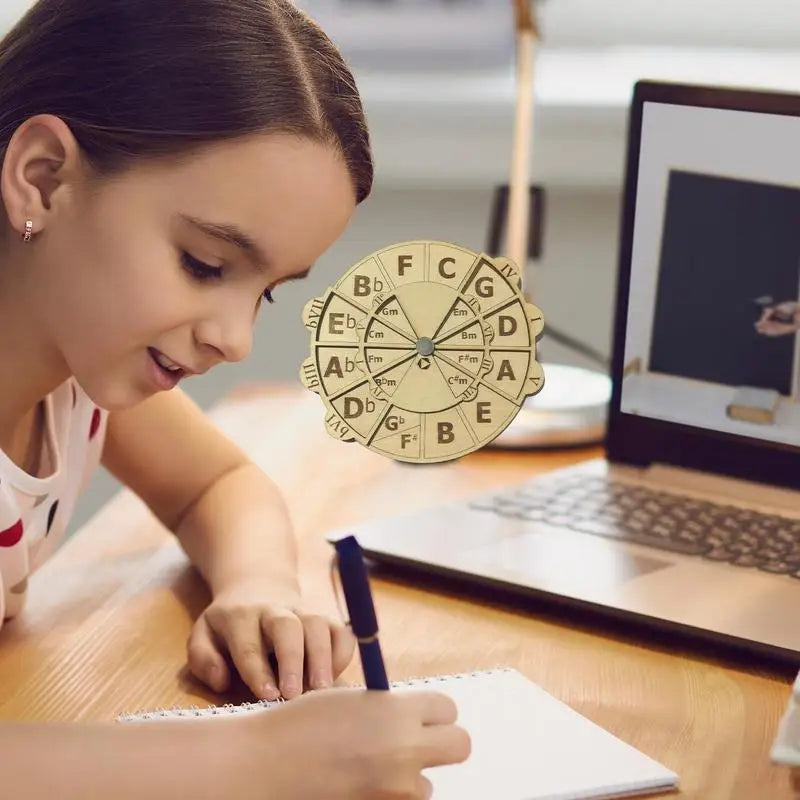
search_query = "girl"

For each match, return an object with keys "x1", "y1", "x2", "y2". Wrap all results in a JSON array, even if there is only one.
[{"x1": 0, "y1": 1, "x2": 470, "y2": 797}]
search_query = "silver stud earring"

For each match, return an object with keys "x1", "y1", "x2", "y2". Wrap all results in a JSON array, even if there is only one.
[{"x1": 22, "y1": 219, "x2": 33, "y2": 242}]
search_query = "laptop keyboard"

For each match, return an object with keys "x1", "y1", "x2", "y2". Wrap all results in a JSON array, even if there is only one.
[{"x1": 468, "y1": 475, "x2": 800, "y2": 577}]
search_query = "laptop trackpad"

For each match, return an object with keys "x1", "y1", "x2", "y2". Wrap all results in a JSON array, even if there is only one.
[{"x1": 458, "y1": 530, "x2": 672, "y2": 594}]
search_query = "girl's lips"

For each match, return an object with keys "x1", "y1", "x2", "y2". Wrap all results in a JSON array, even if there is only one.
[
  {"x1": 148, "y1": 348, "x2": 184, "y2": 389},
  {"x1": 149, "y1": 347, "x2": 200, "y2": 375}
]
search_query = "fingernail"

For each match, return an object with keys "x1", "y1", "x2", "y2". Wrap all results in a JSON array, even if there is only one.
[
  {"x1": 282, "y1": 674, "x2": 300, "y2": 696},
  {"x1": 261, "y1": 683, "x2": 280, "y2": 700},
  {"x1": 313, "y1": 673, "x2": 330, "y2": 689}
]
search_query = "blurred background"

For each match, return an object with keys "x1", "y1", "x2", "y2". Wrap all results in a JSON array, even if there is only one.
[{"x1": 2, "y1": 0, "x2": 798, "y2": 528}]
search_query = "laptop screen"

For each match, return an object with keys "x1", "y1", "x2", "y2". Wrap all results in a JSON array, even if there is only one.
[{"x1": 619, "y1": 97, "x2": 800, "y2": 450}]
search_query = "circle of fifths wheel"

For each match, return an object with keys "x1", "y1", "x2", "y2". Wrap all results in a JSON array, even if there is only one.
[{"x1": 299, "y1": 240, "x2": 545, "y2": 464}]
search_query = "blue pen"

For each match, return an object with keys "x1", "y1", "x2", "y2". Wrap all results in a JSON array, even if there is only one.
[{"x1": 333, "y1": 534, "x2": 390, "y2": 690}]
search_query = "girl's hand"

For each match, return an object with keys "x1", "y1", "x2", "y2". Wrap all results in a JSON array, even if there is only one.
[
  {"x1": 236, "y1": 687, "x2": 472, "y2": 800},
  {"x1": 186, "y1": 578, "x2": 356, "y2": 700}
]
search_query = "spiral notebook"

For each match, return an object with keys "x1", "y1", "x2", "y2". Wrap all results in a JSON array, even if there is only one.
[{"x1": 117, "y1": 667, "x2": 679, "y2": 800}]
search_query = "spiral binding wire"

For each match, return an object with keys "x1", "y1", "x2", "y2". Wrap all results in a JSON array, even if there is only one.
[
  {"x1": 388, "y1": 667, "x2": 511, "y2": 690},
  {"x1": 115, "y1": 668, "x2": 513, "y2": 723},
  {"x1": 116, "y1": 697, "x2": 286, "y2": 722}
]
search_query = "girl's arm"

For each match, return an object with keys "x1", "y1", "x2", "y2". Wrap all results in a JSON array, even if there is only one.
[
  {"x1": 100, "y1": 388, "x2": 353, "y2": 701},
  {"x1": 1, "y1": 717, "x2": 250, "y2": 799},
  {"x1": 170, "y1": 460, "x2": 300, "y2": 597},
  {"x1": 102, "y1": 387, "x2": 299, "y2": 592}
]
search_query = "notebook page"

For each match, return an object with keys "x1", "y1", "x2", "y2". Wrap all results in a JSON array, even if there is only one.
[
  {"x1": 396, "y1": 668, "x2": 678, "y2": 800},
  {"x1": 116, "y1": 667, "x2": 678, "y2": 800}
]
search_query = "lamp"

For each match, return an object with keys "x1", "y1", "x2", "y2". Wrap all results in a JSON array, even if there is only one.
[{"x1": 488, "y1": 0, "x2": 611, "y2": 448}]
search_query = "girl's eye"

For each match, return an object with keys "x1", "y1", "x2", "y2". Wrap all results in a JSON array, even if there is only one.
[
  {"x1": 182, "y1": 251, "x2": 276, "y2": 305},
  {"x1": 181, "y1": 251, "x2": 222, "y2": 281}
]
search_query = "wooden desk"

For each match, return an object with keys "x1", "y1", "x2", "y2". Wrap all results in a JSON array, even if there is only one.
[{"x1": 0, "y1": 384, "x2": 795, "y2": 799}]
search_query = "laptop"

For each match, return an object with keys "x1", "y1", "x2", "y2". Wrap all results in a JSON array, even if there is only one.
[{"x1": 328, "y1": 80, "x2": 800, "y2": 666}]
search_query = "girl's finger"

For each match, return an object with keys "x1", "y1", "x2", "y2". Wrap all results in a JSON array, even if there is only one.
[
  {"x1": 209, "y1": 610, "x2": 279, "y2": 701},
  {"x1": 262, "y1": 612, "x2": 305, "y2": 700},
  {"x1": 419, "y1": 723, "x2": 472, "y2": 769},
  {"x1": 299, "y1": 614, "x2": 334, "y2": 689},
  {"x1": 186, "y1": 615, "x2": 230, "y2": 693}
]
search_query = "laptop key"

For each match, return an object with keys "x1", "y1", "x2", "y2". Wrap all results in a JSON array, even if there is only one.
[
  {"x1": 543, "y1": 513, "x2": 574, "y2": 526},
  {"x1": 759, "y1": 560, "x2": 795, "y2": 575},
  {"x1": 516, "y1": 508, "x2": 546, "y2": 521},
  {"x1": 704, "y1": 547, "x2": 736, "y2": 562},
  {"x1": 520, "y1": 501, "x2": 547, "y2": 512}
]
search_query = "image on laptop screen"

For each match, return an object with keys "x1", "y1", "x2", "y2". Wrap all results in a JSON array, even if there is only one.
[{"x1": 620, "y1": 100, "x2": 800, "y2": 447}]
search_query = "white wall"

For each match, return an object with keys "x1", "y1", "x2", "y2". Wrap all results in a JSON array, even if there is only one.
[{"x1": 538, "y1": 0, "x2": 800, "y2": 48}]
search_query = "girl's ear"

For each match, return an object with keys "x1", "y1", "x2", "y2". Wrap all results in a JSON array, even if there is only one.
[{"x1": 0, "y1": 113, "x2": 84, "y2": 239}]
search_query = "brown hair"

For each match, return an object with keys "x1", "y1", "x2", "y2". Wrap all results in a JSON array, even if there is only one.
[{"x1": 0, "y1": 0, "x2": 373, "y2": 203}]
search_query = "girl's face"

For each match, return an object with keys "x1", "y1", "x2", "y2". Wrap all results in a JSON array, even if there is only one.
[{"x1": 35, "y1": 133, "x2": 356, "y2": 410}]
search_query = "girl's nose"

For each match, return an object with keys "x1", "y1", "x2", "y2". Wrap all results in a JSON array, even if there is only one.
[{"x1": 194, "y1": 301, "x2": 255, "y2": 364}]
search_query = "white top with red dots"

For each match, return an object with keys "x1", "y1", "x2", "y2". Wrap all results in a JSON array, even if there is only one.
[{"x1": 0, "y1": 378, "x2": 107, "y2": 624}]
